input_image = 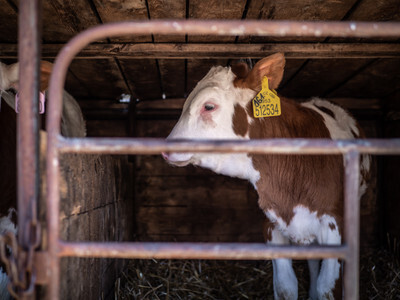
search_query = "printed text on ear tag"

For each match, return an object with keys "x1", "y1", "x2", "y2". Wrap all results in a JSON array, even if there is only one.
[{"x1": 252, "y1": 76, "x2": 281, "y2": 118}]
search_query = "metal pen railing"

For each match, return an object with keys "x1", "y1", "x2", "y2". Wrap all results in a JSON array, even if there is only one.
[{"x1": 14, "y1": 7, "x2": 400, "y2": 299}]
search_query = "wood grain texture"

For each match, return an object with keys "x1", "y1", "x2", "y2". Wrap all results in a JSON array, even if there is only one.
[
  {"x1": 330, "y1": 0, "x2": 400, "y2": 42},
  {"x1": 41, "y1": 0, "x2": 101, "y2": 42},
  {"x1": 92, "y1": 0, "x2": 152, "y2": 42},
  {"x1": 148, "y1": 0, "x2": 186, "y2": 42},
  {"x1": 40, "y1": 145, "x2": 134, "y2": 299},
  {"x1": 0, "y1": 0, "x2": 18, "y2": 43},
  {"x1": 158, "y1": 59, "x2": 186, "y2": 98},
  {"x1": 135, "y1": 174, "x2": 264, "y2": 242},
  {"x1": 329, "y1": 59, "x2": 400, "y2": 98},
  {"x1": 119, "y1": 58, "x2": 163, "y2": 100},
  {"x1": 188, "y1": 0, "x2": 246, "y2": 43},
  {"x1": 67, "y1": 59, "x2": 128, "y2": 100},
  {"x1": 280, "y1": 59, "x2": 373, "y2": 98},
  {"x1": 239, "y1": 0, "x2": 358, "y2": 43}
]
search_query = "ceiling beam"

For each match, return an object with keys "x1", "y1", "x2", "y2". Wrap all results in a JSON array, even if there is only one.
[{"x1": 0, "y1": 43, "x2": 399, "y2": 59}]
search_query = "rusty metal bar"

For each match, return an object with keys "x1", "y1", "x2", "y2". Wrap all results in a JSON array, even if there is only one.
[
  {"x1": 57, "y1": 137, "x2": 400, "y2": 155},
  {"x1": 18, "y1": 0, "x2": 41, "y2": 252},
  {"x1": 18, "y1": 0, "x2": 41, "y2": 299},
  {"x1": 344, "y1": 151, "x2": 361, "y2": 299},
  {"x1": 2, "y1": 42, "x2": 400, "y2": 59},
  {"x1": 58, "y1": 242, "x2": 347, "y2": 260},
  {"x1": 45, "y1": 20, "x2": 400, "y2": 300}
]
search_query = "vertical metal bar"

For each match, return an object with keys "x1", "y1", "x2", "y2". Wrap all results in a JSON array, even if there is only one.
[
  {"x1": 18, "y1": 0, "x2": 41, "y2": 298},
  {"x1": 18, "y1": 0, "x2": 41, "y2": 251},
  {"x1": 344, "y1": 151, "x2": 360, "y2": 299}
]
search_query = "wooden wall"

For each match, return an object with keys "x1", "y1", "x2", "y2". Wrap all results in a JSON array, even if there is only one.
[{"x1": 39, "y1": 135, "x2": 134, "y2": 299}]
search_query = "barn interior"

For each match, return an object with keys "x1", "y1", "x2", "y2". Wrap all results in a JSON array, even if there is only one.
[{"x1": 0, "y1": 0, "x2": 399, "y2": 299}]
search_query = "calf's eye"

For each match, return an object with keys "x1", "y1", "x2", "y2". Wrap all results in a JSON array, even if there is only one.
[{"x1": 204, "y1": 103, "x2": 215, "y2": 111}]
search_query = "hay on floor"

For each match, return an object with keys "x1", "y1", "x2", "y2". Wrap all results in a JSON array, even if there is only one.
[{"x1": 116, "y1": 247, "x2": 399, "y2": 299}]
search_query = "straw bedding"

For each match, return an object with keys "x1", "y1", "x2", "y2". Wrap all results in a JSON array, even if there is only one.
[{"x1": 116, "y1": 246, "x2": 400, "y2": 299}]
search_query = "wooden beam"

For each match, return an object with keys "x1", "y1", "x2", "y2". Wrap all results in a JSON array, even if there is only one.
[{"x1": 1, "y1": 43, "x2": 399, "y2": 59}]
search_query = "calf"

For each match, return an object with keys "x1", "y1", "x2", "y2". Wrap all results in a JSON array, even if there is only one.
[
  {"x1": 162, "y1": 53, "x2": 370, "y2": 299},
  {"x1": 0, "y1": 60, "x2": 86, "y2": 298},
  {"x1": 0, "y1": 60, "x2": 86, "y2": 137}
]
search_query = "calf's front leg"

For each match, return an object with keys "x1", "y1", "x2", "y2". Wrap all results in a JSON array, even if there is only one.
[{"x1": 265, "y1": 220, "x2": 298, "y2": 300}]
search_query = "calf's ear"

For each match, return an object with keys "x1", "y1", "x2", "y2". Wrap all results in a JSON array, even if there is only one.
[
  {"x1": 233, "y1": 53, "x2": 285, "y2": 92},
  {"x1": 40, "y1": 60, "x2": 53, "y2": 91}
]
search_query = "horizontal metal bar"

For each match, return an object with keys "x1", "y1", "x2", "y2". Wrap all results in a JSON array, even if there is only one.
[
  {"x1": 57, "y1": 137, "x2": 400, "y2": 155},
  {"x1": 63, "y1": 21, "x2": 400, "y2": 41},
  {"x1": 58, "y1": 241, "x2": 347, "y2": 260},
  {"x1": 2, "y1": 43, "x2": 400, "y2": 59}
]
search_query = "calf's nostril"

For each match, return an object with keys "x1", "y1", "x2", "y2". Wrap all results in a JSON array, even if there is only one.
[{"x1": 161, "y1": 152, "x2": 169, "y2": 160}]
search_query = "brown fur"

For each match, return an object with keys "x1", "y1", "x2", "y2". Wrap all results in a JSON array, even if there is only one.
[
  {"x1": 232, "y1": 104, "x2": 248, "y2": 137},
  {"x1": 246, "y1": 98, "x2": 344, "y2": 229},
  {"x1": 231, "y1": 54, "x2": 344, "y2": 232}
]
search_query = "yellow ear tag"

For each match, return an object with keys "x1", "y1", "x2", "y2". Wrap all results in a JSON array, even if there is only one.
[{"x1": 252, "y1": 76, "x2": 281, "y2": 118}]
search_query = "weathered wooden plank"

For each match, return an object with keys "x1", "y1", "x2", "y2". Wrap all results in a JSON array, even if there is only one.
[
  {"x1": 79, "y1": 100, "x2": 129, "y2": 110},
  {"x1": 239, "y1": 0, "x2": 358, "y2": 43},
  {"x1": 135, "y1": 119, "x2": 175, "y2": 137},
  {"x1": 136, "y1": 98, "x2": 185, "y2": 109},
  {"x1": 280, "y1": 59, "x2": 373, "y2": 98},
  {"x1": 92, "y1": 0, "x2": 151, "y2": 43},
  {"x1": 2, "y1": 43, "x2": 400, "y2": 59},
  {"x1": 136, "y1": 205, "x2": 264, "y2": 239},
  {"x1": 158, "y1": 59, "x2": 186, "y2": 98},
  {"x1": 136, "y1": 233, "x2": 264, "y2": 242},
  {"x1": 119, "y1": 59, "x2": 162, "y2": 100},
  {"x1": 67, "y1": 59, "x2": 127, "y2": 100},
  {"x1": 385, "y1": 89, "x2": 400, "y2": 110},
  {"x1": 0, "y1": 0, "x2": 18, "y2": 43},
  {"x1": 40, "y1": 0, "x2": 101, "y2": 43},
  {"x1": 147, "y1": 0, "x2": 186, "y2": 42},
  {"x1": 329, "y1": 59, "x2": 400, "y2": 98},
  {"x1": 136, "y1": 175, "x2": 252, "y2": 207},
  {"x1": 86, "y1": 120, "x2": 129, "y2": 137},
  {"x1": 188, "y1": 0, "x2": 246, "y2": 43},
  {"x1": 331, "y1": 0, "x2": 400, "y2": 42}
]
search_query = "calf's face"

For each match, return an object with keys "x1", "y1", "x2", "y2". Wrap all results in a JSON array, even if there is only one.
[{"x1": 163, "y1": 53, "x2": 286, "y2": 169}]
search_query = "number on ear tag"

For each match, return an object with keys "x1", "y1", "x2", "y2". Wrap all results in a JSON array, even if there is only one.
[{"x1": 252, "y1": 76, "x2": 281, "y2": 118}]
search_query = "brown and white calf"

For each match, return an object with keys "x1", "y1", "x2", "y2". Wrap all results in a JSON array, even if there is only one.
[{"x1": 162, "y1": 53, "x2": 370, "y2": 299}]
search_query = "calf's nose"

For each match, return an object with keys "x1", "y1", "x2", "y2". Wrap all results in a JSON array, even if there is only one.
[{"x1": 161, "y1": 152, "x2": 169, "y2": 161}]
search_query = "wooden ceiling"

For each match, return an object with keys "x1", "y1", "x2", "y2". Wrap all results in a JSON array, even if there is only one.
[{"x1": 0, "y1": 0, "x2": 399, "y2": 132}]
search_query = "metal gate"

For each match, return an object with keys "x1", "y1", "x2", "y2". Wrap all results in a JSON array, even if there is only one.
[{"x1": 5, "y1": 0, "x2": 400, "y2": 299}]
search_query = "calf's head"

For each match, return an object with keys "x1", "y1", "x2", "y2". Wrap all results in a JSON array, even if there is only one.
[{"x1": 163, "y1": 53, "x2": 285, "y2": 168}]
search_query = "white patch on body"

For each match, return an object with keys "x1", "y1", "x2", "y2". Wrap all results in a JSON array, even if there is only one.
[
  {"x1": 302, "y1": 98, "x2": 370, "y2": 198},
  {"x1": 266, "y1": 206, "x2": 341, "y2": 299},
  {"x1": 301, "y1": 98, "x2": 358, "y2": 140}
]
